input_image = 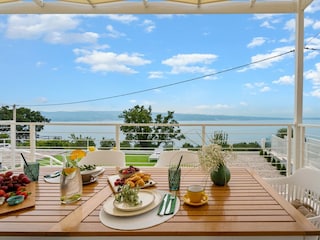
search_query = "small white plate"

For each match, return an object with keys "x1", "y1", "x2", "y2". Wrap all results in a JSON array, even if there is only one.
[
  {"x1": 103, "y1": 190, "x2": 162, "y2": 217},
  {"x1": 80, "y1": 166, "x2": 104, "y2": 176},
  {"x1": 113, "y1": 190, "x2": 155, "y2": 212}
]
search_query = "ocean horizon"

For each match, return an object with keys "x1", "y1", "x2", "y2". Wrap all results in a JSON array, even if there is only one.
[
  {"x1": 39, "y1": 111, "x2": 320, "y2": 148},
  {"x1": 41, "y1": 111, "x2": 320, "y2": 123}
]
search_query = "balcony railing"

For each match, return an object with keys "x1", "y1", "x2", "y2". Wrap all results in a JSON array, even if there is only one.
[{"x1": 1, "y1": 120, "x2": 320, "y2": 175}]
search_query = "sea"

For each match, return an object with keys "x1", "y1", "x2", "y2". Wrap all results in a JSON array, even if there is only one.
[{"x1": 39, "y1": 112, "x2": 320, "y2": 148}]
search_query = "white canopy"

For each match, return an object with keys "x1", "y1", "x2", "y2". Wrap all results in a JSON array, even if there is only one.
[{"x1": 0, "y1": 0, "x2": 314, "y2": 14}]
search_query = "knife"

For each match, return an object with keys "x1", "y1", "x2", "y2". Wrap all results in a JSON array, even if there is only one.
[
  {"x1": 158, "y1": 194, "x2": 169, "y2": 216},
  {"x1": 165, "y1": 195, "x2": 176, "y2": 215}
]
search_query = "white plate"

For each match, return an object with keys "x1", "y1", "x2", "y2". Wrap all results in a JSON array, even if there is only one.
[
  {"x1": 108, "y1": 174, "x2": 156, "y2": 193},
  {"x1": 80, "y1": 166, "x2": 104, "y2": 176},
  {"x1": 44, "y1": 167, "x2": 104, "y2": 184},
  {"x1": 103, "y1": 190, "x2": 162, "y2": 217},
  {"x1": 113, "y1": 190, "x2": 155, "y2": 212}
]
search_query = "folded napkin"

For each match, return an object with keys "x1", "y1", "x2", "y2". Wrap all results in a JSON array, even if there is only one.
[{"x1": 157, "y1": 193, "x2": 176, "y2": 216}]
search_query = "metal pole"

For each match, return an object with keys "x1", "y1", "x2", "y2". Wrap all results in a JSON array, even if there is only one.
[
  {"x1": 11, "y1": 105, "x2": 17, "y2": 168},
  {"x1": 293, "y1": 4, "x2": 304, "y2": 170}
]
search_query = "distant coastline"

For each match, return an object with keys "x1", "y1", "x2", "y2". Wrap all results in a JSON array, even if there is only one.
[{"x1": 40, "y1": 110, "x2": 310, "y2": 122}]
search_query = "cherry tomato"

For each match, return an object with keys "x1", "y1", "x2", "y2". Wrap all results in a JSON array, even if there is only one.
[{"x1": 0, "y1": 189, "x2": 5, "y2": 197}]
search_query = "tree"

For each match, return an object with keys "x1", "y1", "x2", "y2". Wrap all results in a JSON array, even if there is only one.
[
  {"x1": 68, "y1": 133, "x2": 95, "y2": 148},
  {"x1": 0, "y1": 106, "x2": 51, "y2": 139},
  {"x1": 119, "y1": 105, "x2": 185, "y2": 149}
]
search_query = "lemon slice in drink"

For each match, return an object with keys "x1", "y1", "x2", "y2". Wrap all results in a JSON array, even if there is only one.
[{"x1": 62, "y1": 167, "x2": 77, "y2": 176}]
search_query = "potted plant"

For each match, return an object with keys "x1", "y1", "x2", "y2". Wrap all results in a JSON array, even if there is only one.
[{"x1": 198, "y1": 144, "x2": 233, "y2": 186}]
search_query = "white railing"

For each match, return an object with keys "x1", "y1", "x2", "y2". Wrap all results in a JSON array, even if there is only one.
[{"x1": 1, "y1": 121, "x2": 320, "y2": 173}]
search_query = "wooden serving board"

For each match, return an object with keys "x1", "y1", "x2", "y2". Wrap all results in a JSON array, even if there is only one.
[{"x1": 0, "y1": 181, "x2": 36, "y2": 215}]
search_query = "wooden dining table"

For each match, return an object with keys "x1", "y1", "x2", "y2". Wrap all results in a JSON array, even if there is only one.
[{"x1": 0, "y1": 166, "x2": 319, "y2": 239}]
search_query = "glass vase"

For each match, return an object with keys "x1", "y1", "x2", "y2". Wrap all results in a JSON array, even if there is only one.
[
  {"x1": 60, "y1": 166, "x2": 82, "y2": 204},
  {"x1": 210, "y1": 164, "x2": 231, "y2": 186}
]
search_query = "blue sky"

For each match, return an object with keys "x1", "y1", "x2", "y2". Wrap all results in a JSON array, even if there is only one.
[{"x1": 0, "y1": 3, "x2": 320, "y2": 118}]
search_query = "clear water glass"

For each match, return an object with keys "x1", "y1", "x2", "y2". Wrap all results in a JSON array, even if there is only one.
[
  {"x1": 168, "y1": 167, "x2": 181, "y2": 191},
  {"x1": 60, "y1": 167, "x2": 82, "y2": 204}
]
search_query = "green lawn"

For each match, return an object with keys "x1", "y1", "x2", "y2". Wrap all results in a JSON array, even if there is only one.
[
  {"x1": 38, "y1": 154, "x2": 156, "y2": 167},
  {"x1": 125, "y1": 155, "x2": 156, "y2": 166}
]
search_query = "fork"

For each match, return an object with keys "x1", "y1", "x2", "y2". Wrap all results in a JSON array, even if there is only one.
[{"x1": 165, "y1": 194, "x2": 176, "y2": 215}]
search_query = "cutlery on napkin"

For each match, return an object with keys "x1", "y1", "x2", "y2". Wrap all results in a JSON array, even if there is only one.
[
  {"x1": 165, "y1": 195, "x2": 176, "y2": 215},
  {"x1": 158, "y1": 194, "x2": 169, "y2": 216},
  {"x1": 157, "y1": 194, "x2": 176, "y2": 216}
]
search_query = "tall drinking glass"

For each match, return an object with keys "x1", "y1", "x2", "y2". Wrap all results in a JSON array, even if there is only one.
[{"x1": 168, "y1": 167, "x2": 181, "y2": 191}]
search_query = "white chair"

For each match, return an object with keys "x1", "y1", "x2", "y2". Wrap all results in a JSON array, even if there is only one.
[
  {"x1": 79, "y1": 150, "x2": 126, "y2": 167},
  {"x1": 264, "y1": 167, "x2": 320, "y2": 228},
  {"x1": 154, "y1": 150, "x2": 199, "y2": 167}
]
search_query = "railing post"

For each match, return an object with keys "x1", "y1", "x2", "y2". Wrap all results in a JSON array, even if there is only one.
[
  {"x1": 10, "y1": 121, "x2": 16, "y2": 168},
  {"x1": 115, "y1": 124, "x2": 120, "y2": 150},
  {"x1": 29, "y1": 123, "x2": 36, "y2": 162},
  {"x1": 201, "y1": 125, "x2": 206, "y2": 147},
  {"x1": 287, "y1": 125, "x2": 292, "y2": 176},
  {"x1": 300, "y1": 126, "x2": 305, "y2": 168}
]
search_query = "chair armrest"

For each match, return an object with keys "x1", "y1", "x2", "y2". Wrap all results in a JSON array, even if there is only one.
[
  {"x1": 308, "y1": 215, "x2": 320, "y2": 228},
  {"x1": 263, "y1": 176, "x2": 289, "y2": 185}
]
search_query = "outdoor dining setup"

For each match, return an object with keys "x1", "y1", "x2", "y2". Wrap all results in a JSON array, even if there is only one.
[{"x1": 0, "y1": 149, "x2": 319, "y2": 240}]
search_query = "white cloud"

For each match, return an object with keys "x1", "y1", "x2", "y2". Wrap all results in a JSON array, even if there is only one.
[
  {"x1": 283, "y1": 18, "x2": 295, "y2": 32},
  {"x1": 148, "y1": 71, "x2": 164, "y2": 79},
  {"x1": 254, "y1": 82, "x2": 266, "y2": 87},
  {"x1": 212, "y1": 104, "x2": 232, "y2": 110},
  {"x1": 311, "y1": 89, "x2": 320, "y2": 98},
  {"x1": 244, "y1": 83, "x2": 254, "y2": 89},
  {"x1": 240, "y1": 101, "x2": 248, "y2": 106},
  {"x1": 73, "y1": 49, "x2": 151, "y2": 74},
  {"x1": 305, "y1": 1, "x2": 320, "y2": 13},
  {"x1": 248, "y1": 46, "x2": 294, "y2": 70},
  {"x1": 194, "y1": 104, "x2": 231, "y2": 110},
  {"x1": 260, "y1": 21, "x2": 275, "y2": 29},
  {"x1": 314, "y1": 20, "x2": 320, "y2": 29},
  {"x1": 305, "y1": 63, "x2": 320, "y2": 86},
  {"x1": 46, "y1": 31, "x2": 99, "y2": 44},
  {"x1": 36, "y1": 97, "x2": 48, "y2": 103},
  {"x1": 106, "y1": 25, "x2": 126, "y2": 38},
  {"x1": 5, "y1": 15, "x2": 99, "y2": 44},
  {"x1": 272, "y1": 75, "x2": 294, "y2": 85},
  {"x1": 253, "y1": 14, "x2": 277, "y2": 20},
  {"x1": 106, "y1": 14, "x2": 138, "y2": 24},
  {"x1": 162, "y1": 53, "x2": 217, "y2": 74},
  {"x1": 36, "y1": 61, "x2": 45, "y2": 67},
  {"x1": 142, "y1": 19, "x2": 156, "y2": 33},
  {"x1": 260, "y1": 86, "x2": 271, "y2": 92},
  {"x1": 247, "y1": 37, "x2": 266, "y2": 48},
  {"x1": 244, "y1": 82, "x2": 270, "y2": 93}
]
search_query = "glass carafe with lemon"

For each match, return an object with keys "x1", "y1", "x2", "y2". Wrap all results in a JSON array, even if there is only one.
[{"x1": 60, "y1": 150, "x2": 86, "y2": 204}]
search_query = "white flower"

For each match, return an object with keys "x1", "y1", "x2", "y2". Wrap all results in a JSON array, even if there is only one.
[{"x1": 198, "y1": 144, "x2": 232, "y2": 173}]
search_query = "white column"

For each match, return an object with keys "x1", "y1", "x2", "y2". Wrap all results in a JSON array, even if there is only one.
[{"x1": 293, "y1": 3, "x2": 304, "y2": 170}]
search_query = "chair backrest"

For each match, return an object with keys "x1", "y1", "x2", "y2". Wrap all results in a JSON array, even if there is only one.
[
  {"x1": 154, "y1": 150, "x2": 199, "y2": 167},
  {"x1": 79, "y1": 150, "x2": 126, "y2": 167},
  {"x1": 264, "y1": 167, "x2": 320, "y2": 224}
]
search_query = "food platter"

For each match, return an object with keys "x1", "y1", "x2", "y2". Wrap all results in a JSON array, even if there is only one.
[
  {"x1": 103, "y1": 190, "x2": 162, "y2": 217},
  {"x1": 113, "y1": 190, "x2": 155, "y2": 212},
  {"x1": 80, "y1": 166, "x2": 104, "y2": 176},
  {"x1": 108, "y1": 174, "x2": 156, "y2": 193},
  {"x1": 0, "y1": 182, "x2": 36, "y2": 215}
]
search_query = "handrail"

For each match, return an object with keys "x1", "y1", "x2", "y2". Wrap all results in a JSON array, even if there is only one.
[{"x1": 1, "y1": 120, "x2": 320, "y2": 172}]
